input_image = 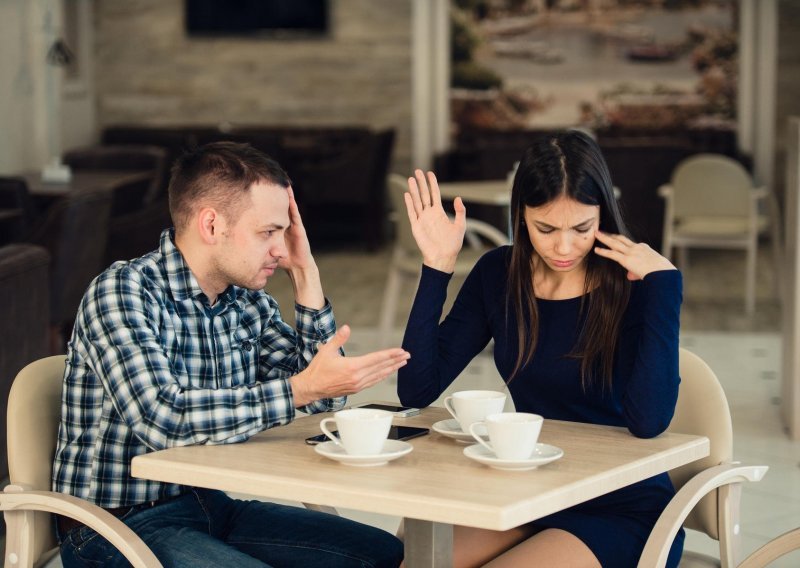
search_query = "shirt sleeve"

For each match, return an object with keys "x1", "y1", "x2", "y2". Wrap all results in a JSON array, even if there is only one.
[
  {"x1": 620, "y1": 269, "x2": 683, "y2": 438},
  {"x1": 398, "y1": 262, "x2": 493, "y2": 408},
  {"x1": 79, "y1": 269, "x2": 341, "y2": 451},
  {"x1": 256, "y1": 300, "x2": 347, "y2": 415}
]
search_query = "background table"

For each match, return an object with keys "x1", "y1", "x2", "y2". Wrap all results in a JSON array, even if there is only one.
[
  {"x1": 23, "y1": 170, "x2": 152, "y2": 198},
  {"x1": 132, "y1": 407, "x2": 709, "y2": 567}
]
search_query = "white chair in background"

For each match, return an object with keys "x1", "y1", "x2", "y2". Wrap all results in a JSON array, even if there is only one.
[
  {"x1": 659, "y1": 154, "x2": 782, "y2": 315},
  {"x1": 378, "y1": 174, "x2": 509, "y2": 345}
]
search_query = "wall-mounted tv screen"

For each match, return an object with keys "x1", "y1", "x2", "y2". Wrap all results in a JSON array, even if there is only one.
[{"x1": 186, "y1": 0, "x2": 329, "y2": 37}]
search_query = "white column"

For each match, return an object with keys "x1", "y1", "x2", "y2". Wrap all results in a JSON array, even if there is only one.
[
  {"x1": 737, "y1": 0, "x2": 756, "y2": 156},
  {"x1": 411, "y1": 0, "x2": 450, "y2": 170},
  {"x1": 753, "y1": 0, "x2": 777, "y2": 189},
  {"x1": 782, "y1": 117, "x2": 800, "y2": 440}
]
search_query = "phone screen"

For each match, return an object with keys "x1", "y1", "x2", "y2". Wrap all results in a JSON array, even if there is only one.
[{"x1": 305, "y1": 425, "x2": 429, "y2": 445}]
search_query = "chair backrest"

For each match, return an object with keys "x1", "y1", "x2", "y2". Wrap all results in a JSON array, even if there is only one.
[
  {"x1": 29, "y1": 189, "x2": 112, "y2": 325},
  {"x1": 671, "y1": 154, "x2": 753, "y2": 220},
  {"x1": 667, "y1": 348, "x2": 733, "y2": 540},
  {"x1": 387, "y1": 173, "x2": 419, "y2": 257},
  {"x1": 0, "y1": 176, "x2": 39, "y2": 241},
  {"x1": 7, "y1": 355, "x2": 68, "y2": 561}
]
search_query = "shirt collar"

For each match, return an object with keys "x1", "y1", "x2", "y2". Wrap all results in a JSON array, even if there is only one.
[
  {"x1": 159, "y1": 229, "x2": 211, "y2": 304},
  {"x1": 159, "y1": 229, "x2": 245, "y2": 309}
]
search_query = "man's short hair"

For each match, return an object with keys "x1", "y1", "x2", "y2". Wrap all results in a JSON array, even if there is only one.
[{"x1": 168, "y1": 141, "x2": 291, "y2": 232}]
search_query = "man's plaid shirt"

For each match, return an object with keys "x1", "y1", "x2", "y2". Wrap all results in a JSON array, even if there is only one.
[{"x1": 52, "y1": 229, "x2": 345, "y2": 507}]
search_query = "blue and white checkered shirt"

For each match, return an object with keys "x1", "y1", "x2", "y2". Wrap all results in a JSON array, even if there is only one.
[{"x1": 52, "y1": 229, "x2": 345, "y2": 507}]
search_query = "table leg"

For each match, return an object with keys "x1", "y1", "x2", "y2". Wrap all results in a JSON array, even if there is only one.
[{"x1": 403, "y1": 519, "x2": 453, "y2": 567}]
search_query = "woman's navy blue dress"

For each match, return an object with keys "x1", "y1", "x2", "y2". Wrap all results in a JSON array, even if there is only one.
[{"x1": 398, "y1": 246, "x2": 684, "y2": 568}]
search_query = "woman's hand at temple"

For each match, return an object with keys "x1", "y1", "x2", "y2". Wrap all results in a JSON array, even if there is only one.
[
  {"x1": 593, "y1": 230, "x2": 676, "y2": 281},
  {"x1": 404, "y1": 169, "x2": 466, "y2": 273}
]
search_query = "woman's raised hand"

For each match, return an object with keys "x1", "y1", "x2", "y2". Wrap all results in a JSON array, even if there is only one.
[
  {"x1": 404, "y1": 170, "x2": 466, "y2": 273},
  {"x1": 593, "y1": 231, "x2": 676, "y2": 280}
]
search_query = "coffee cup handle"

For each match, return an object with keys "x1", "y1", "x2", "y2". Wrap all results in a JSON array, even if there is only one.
[
  {"x1": 320, "y1": 418, "x2": 341, "y2": 446},
  {"x1": 443, "y1": 396, "x2": 458, "y2": 421},
  {"x1": 469, "y1": 421, "x2": 494, "y2": 454}
]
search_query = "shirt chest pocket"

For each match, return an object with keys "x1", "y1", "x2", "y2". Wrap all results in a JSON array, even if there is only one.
[{"x1": 226, "y1": 330, "x2": 259, "y2": 388}]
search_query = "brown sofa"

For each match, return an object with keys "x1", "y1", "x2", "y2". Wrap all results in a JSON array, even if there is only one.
[{"x1": 0, "y1": 244, "x2": 50, "y2": 484}]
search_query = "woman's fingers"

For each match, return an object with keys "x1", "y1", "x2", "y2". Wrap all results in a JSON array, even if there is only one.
[
  {"x1": 415, "y1": 169, "x2": 432, "y2": 209},
  {"x1": 427, "y1": 171, "x2": 443, "y2": 208},
  {"x1": 406, "y1": 176, "x2": 423, "y2": 217},
  {"x1": 595, "y1": 230, "x2": 634, "y2": 250}
]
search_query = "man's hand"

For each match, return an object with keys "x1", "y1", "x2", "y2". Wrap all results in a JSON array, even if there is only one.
[
  {"x1": 280, "y1": 187, "x2": 325, "y2": 309},
  {"x1": 290, "y1": 325, "x2": 411, "y2": 407}
]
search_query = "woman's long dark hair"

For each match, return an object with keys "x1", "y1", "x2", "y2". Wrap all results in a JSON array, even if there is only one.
[{"x1": 507, "y1": 130, "x2": 631, "y2": 391}]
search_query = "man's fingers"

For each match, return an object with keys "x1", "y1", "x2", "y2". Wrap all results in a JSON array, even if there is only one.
[{"x1": 324, "y1": 324, "x2": 351, "y2": 351}]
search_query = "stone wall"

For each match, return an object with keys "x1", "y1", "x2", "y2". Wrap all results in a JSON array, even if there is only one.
[{"x1": 93, "y1": 0, "x2": 413, "y2": 170}]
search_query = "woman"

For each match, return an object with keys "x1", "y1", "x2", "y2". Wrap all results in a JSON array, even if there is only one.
[{"x1": 398, "y1": 130, "x2": 682, "y2": 567}]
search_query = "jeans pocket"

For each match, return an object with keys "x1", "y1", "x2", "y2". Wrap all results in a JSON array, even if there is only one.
[{"x1": 61, "y1": 525, "x2": 120, "y2": 567}]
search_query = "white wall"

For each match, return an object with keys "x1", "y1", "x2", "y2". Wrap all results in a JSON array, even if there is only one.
[{"x1": 0, "y1": 0, "x2": 45, "y2": 173}]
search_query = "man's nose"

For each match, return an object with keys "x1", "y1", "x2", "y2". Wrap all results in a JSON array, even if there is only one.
[{"x1": 272, "y1": 238, "x2": 289, "y2": 259}]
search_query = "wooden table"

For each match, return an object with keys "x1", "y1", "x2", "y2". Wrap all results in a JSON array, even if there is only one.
[
  {"x1": 438, "y1": 180, "x2": 511, "y2": 206},
  {"x1": 132, "y1": 407, "x2": 709, "y2": 567},
  {"x1": 23, "y1": 170, "x2": 152, "y2": 198}
]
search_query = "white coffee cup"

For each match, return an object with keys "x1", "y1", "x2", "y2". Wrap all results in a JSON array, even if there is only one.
[
  {"x1": 444, "y1": 390, "x2": 507, "y2": 432},
  {"x1": 319, "y1": 408, "x2": 393, "y2": 456},
  {"x1": 469, "y1": 412, "x2": 543, "y2": 460}
]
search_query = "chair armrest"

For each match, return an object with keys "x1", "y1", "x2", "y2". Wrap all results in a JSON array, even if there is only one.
[
  {"x1": 637, "y1": 463, "x2": 768, "y2": 568},
  {"x1": 1, "y1": 484, "x2": 163, "y2": 568},
  {"x1": 464, "y1": 218, "x2": 510, "y2": 248},
  {"x1": 657, "y1": 184, "x2": 673, "y2": 200},
  {"x1": 738, "y1": 526, "x2": 800, "y2": 568}
]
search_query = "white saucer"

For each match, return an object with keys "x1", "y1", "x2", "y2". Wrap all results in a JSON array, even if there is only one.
[
  {"x1": 463, "y1": 443, "x2": 564, "y2": 471},
  {"x1": 431, "y1": 419, "x2": 488, "y2": 443},
  {"x1": 314, "y1": 439, "x2": 413, "y2": 466}
]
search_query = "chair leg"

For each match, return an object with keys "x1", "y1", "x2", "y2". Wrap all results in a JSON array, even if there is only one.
[
  {"x1": 745, "y1": 241, "x2": 757, "y2": 316},
  {"x1": 378, "y1": 267, "x2": 403, "y2": 347},
  {"x1": 768, "y1": 193, "x2": 784, "y2": 302},
  {"x1": 718, "y1": 482, "x2": 743, "y2": 568}
]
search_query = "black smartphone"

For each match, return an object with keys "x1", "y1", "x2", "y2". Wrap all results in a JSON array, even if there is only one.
[
  {"x1": 305, "y1": 425, "x2": 429, "y2": 445},
  {"x1": 349, "y1": 403, "x2": 420, "y2": 417}
]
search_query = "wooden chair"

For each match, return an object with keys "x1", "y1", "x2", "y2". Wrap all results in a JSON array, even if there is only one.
[
  {"x1": 1, "y1": 355, "x2": 161, "y2": 567},
  {"x1": 378, "y1": 173, "x2": 509, "y2": 345},
  {"x1": 638, "y1": 348, "x2": 768, "y2": 567},
  {"x1": 659, "y1": 154, "x2": 782, "y2": 315}
]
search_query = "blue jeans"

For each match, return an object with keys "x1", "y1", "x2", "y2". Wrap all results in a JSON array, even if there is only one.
[{"x1": 58, "y1": 489, "x2": 404, "y2": 568}]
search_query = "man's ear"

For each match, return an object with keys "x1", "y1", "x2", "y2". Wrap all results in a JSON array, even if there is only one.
[{"x1": 197, "y1": 207, "x2": 222, "y2": 244}]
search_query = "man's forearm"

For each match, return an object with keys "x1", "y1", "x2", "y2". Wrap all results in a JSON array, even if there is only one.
[{"x1": 288, "y1": 265, "x2": 325, "y2": 310}]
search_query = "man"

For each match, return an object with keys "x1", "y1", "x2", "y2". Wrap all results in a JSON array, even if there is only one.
[{"x1": 52, "y1": 142, "x2": 408, "y2": 567}]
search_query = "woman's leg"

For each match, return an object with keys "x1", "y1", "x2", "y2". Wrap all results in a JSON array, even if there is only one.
[
  {"x1": 450, "y1": 524, "x2": 540, "y2": 568},
  {"x1": 483, "y1": 528, "x2": 601, "y2": 568}
]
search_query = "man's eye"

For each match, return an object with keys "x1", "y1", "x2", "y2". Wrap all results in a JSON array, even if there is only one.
[
  {"x1": 537, "y1": 228, "x2": 554, "y2": 235},
  {"x1": 575, "y1": 227, "x2": 592, "y2": 234}
]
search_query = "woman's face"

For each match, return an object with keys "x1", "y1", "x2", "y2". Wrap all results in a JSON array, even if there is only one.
[{"x1": 523, "y1": 196, "x2": 600, "y2": 273}]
